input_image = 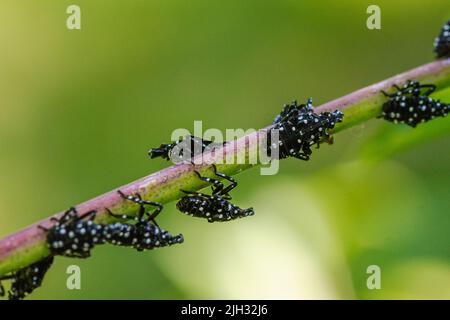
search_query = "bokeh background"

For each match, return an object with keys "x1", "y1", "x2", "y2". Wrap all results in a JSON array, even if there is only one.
[{"x1": 0, "y1": 0, "x2": 449, "y2": 299}]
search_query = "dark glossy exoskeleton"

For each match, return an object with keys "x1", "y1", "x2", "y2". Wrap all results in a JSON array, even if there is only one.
[
  {"x1": 272, "y1": 99, "x2": 313, "y2": 124},
  {"x1": 176, "y1": 165, "x2": 254, "y2": 222},
  {"x1": 268, "y1": 98, "x2": 344, "y2": 160},
  {"x1": 105, "y1": 191, "x2": 184, "y2": 251},
  {"x1": 149, "y1": 135, "x2": 224, "y2": 162},
  {"x1": 434, "y1": 20, "x2": 450, "y2": 58},
  {"x1": 40, "y1": 208, "x2": 107, "y2": 258},
  {"x1": 0, "y1": 256, "x2": 54, "y2": 300},
  {"x1": 381, "y1": 80, "x2": 449, "y2": 127}
]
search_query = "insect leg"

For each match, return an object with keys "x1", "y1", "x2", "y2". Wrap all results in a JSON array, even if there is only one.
[
  {"x1": 193, "y1": 170, "x2": 225, "y2": 195},
  {"x1": 117, "y1": 190, "x2": 163, "y2": 222},
  {"x1": 75, "y1": 210, "x2": 97, "y2": 222},
  {"x1": 293, "y1": 153, "x2": 310, "y2": 161},
  {"x1": 212, "y1": 164, "x2": 237, "y2": 196},
  {"x1": 106, "y1": 208, "x2": 136, "y2": 221},
  {"x1": 145, "y1": 202, "x2": 163, "y2": 223},
  {"x1": 418, "y1": 84, "x2": 437, "y2": 96}
]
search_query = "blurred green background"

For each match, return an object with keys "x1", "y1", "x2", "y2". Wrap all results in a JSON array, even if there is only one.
[{"x1": 0, "y1": 0, "x2": 449, "y2": 299}]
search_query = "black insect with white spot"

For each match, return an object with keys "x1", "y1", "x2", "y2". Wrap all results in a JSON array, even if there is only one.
[
  {"x1": 272, "y1": 99, "x2": 313, "y2": 125},
  {"x1": 149, "y1": 135, "x2": 223, "y2": 162},
  {"x1": 268, "y1": 98, "x2": 344, "y2": 160},
  {"x1": 0, "y1": 256, "x2": 54, "y2": 300},
  {"x1": 176, "y1": 165, "x2": 254, "y2": 222},
  {"x1": 105, "y1": 191, "x2": 184, "y2": 251},
  {"x1": 434, "y1": 19, "x2": 450, "y2": 58},
  {"x1": 40, "y1": 208, "x2": 107, "y2": 258},
  {"x1": 381, "y1": 80, "x2": 449, "y2": 127}
]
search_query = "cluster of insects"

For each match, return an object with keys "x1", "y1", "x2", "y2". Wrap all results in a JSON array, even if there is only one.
[
  {"x1": 148, "y1": 98, "x2": 344, "y2": 227},
  {"x1": 0, "y1": 190, "x2": 183, "y2": 300},
  {"x1": 150, "y1": 137, "x2": 255, "y2": 223},
  {"x1": 434, "y1": 19, "x2": 450, "y2": 58},
  {"x1": 4, "y1": 19, "x2": 449, "y2": 300},
  {"x1": 380, "y1": 80, "x2": 449, "y2": 127},
  {"x1": 149, "y1": 134, "x2": 256, "y2": 223},
  {"x1": 41, "y1": 192, "x2": 184, "y2": 258}
]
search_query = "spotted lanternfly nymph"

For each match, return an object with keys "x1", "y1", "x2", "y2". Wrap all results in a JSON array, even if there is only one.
[
  {"x1": 176, "y1": 165, "x2": 254, "y2": 222},
  {"x1": 149, "y1": 135, "x2": 224, "y2": 162},
  {"x1": 434, "y1": 19, "x2": 450, "y2": 58},
  {"x1": 105, "y1": 191, "x2": 184, "y2": 251},
  {"x1": 40, "y1": 208, "x2": 107, "y2": 258},
  {"x1": 268, "y1": 98, "x2": 344, "y2": 160},
  {"x1": 0, "y1": 256, "x2": 54, "y2": 300},
  {"x1": 381, "y1": 80, "x2": 449, "y2": 127},
  {"x1": 272, "y1": 99, "x2": 313, "y2": 125}
]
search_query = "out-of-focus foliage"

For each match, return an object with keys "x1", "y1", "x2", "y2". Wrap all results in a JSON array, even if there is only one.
[{"x1": 0, "y1": 0, "x2": 449, "y2": 299}]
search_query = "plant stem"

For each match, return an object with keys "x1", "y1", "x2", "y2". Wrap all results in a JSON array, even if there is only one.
[{"x1": 1, "y1": 58, "x2": 449, "y2": 276}]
